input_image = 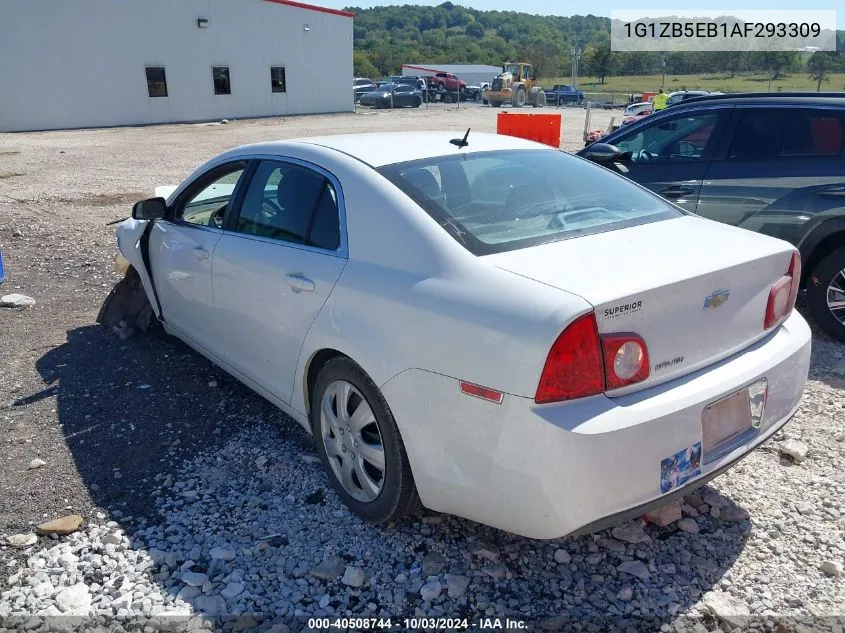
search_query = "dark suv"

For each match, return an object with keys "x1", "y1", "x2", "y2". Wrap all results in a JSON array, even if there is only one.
[{"x1": 579, "y1": 93, "x2": 845, "y2": 342}]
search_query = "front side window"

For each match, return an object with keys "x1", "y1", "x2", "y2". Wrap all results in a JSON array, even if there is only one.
[
  {"x1": 379, "y1": 150, "x2": 680, "y2": 255},
  {"x1": 212, "y1": 66, "x2": 231, "y2": 95},
  {"x1": 729, "y1": 108, "x2": 845, "y2": 160},
  {"x1": 236, "y1": 161, "x2": 340, "y2": 249},
  {"x1": 179, "y1": 165, "x2": 245, "y2": 227},
  {"x1": 615, "y1": 112, "x2": 721, "y2": 163},
  {"x1": 145, "y1": 67, "x2": 167, "y2": 98},
  {"x1": 271, "y1": 67, "x2": 286, "y2": 93}
]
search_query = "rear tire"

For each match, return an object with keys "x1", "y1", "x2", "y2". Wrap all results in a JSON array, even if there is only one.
[
  {"x1": 805, "y1": 247, "x2": 845, "y2": 343},
  {"x1": 310, "y1": 357, "x2": 420, "y2": 523},
  {"x1": 513, "y1": 87, "x2": 526, "y2": 108}
]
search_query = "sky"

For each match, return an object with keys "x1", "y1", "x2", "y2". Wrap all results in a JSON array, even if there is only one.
[{"x1": 318, "y1": 0, "x2": 845, "y2": 29}]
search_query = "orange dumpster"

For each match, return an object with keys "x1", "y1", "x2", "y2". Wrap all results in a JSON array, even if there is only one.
[{"x1": 496, "y1": 112, "x2": 562, "y2": 149}]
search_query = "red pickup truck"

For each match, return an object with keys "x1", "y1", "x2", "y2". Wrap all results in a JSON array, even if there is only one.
[{"x1": 426, "y1": 72, "x2": 466, "y2": 93}]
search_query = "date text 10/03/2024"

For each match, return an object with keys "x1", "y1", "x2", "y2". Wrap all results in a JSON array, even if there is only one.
[{"x1": 307, "y1": 618, "x2": 528, "y2": 630}]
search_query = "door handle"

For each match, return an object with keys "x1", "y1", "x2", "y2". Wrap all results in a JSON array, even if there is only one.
[
  {"x1": 813, "y1": 187, "x2": 845, "y2": 199},
  {"x1": 193, "y1": 247, "x2": 210, "y2": 261},
  {"x1": 657, "y1": 186, "x2": 694, "y2": 199},
  {"x1": 286, "y1": 273, "x2": 315, "y2": 293}
]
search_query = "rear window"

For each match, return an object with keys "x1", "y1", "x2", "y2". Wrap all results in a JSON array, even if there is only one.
[{"x1": 378, "y1": 150, "x2": 680, "y2": 255}]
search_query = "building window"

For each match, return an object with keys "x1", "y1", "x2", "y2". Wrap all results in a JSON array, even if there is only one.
[
  {"x1": 212, "y1": 66, "x2": 231, "y2": 95},
  {"x1": 270, "y1": 67, "x2": 286, "y2": 93},
  {"x1": 145, "y1": 67, "x2": 167, "y2": 98}
]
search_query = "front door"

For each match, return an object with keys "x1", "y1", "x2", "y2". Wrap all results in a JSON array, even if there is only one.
[
  {"x1": 149, "y1": 162, "x2": 246, "y2": 354},
  {"x1": 212, "y1": 159, "x2": 347, "y2": 403},
  {"x1": 609, "y1": 107, "x2": 731, "y2": 214}
]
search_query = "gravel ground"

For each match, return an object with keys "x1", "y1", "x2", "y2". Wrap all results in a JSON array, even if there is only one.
[{"x1": 1, "y1": 109, "x2": 844, "y2": 632}]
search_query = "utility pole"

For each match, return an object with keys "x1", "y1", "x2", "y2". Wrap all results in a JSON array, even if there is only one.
[
  {"x1": 571, "y1": 45, "x2": 583, "y2": 88},
  {"x1": 661, "y1": 54, "x2": 667, "y2": 90}
]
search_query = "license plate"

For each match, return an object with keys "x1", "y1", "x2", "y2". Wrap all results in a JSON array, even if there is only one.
[{"x1": 702, "y1": 388, "x2": 752, "y2": 461}]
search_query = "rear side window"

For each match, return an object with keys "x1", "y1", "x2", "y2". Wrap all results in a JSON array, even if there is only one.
[
  {"x1": 728, "y1": 108, "x2": 845, "y2": 160},
  {"x1": 379, "y1": 150, "x2": 679, "y2": 255}
]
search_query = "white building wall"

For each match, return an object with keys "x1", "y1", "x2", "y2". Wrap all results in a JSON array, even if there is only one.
[{"x1": 0, "y1": 0, "x2": 353, "y2": 132}]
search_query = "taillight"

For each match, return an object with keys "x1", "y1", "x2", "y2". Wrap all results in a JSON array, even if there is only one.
[
  {"x1": 535, "y1": 313, "x2": 604, "y2": 404},
  {"x1": 535, "y1": 314, "x2": 650, "y2": 404},
  {"x1": 601, "y1": 334, "x2": 650, "y2": 390},
  {"x1": 764, "y1": 251, "x2": 801, "y2": 330}
]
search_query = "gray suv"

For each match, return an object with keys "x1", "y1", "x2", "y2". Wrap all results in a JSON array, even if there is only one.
[{"x1": 580, "y1": 93, "x2": 845, "y2": 342}]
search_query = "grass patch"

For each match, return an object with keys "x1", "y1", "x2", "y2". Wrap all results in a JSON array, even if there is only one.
[{"x1": 545, "y1": 73, "x2": 845, "y2": 95}]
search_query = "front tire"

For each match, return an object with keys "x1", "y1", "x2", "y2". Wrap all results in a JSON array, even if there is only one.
[
  {"x1": 805, "y1": 247, "x2": 845, "y2": 342},
  {"x1": 310, "y1": 357, "x2": 420, "y2": 523},
  {"x1": 513, "y1": 87, "x2": 526, "y2": 108}
]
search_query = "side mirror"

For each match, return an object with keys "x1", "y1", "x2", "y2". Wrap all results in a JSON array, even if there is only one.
[
  {"x1": 583, "y1": 143, "x2": 626, "y2": 162},
  {"x1": 132, "y1": 197, "x2": 167, "y2": 221}
]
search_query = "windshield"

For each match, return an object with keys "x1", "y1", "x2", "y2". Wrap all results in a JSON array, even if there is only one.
[{"x1": 378, "y1": 150, "x2": 680, "y2": 255}]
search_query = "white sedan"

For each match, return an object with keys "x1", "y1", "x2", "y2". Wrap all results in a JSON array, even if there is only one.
[{"x1": 112, "y1": 131, "x2": 811, "y2": 539}]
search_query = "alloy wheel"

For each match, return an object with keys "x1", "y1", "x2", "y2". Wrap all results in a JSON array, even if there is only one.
[
  {"x1": 320, "y1": 380, "x2": 385, "y2": 502},
  {"x1": 827, "y1": 267, "x2": 845, "y2": 325}
]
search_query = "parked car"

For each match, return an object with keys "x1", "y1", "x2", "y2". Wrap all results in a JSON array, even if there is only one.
[
  {"x1": 621, "y1": 108, "x2": 652, "y2": 126},
  {"x1": 544, "y1": 84, "x2": 584, "y2": 106},
  {"x1": 353, "y1": 77, "x2": 376, "y2": 103},
  {"x1": 427, "y1": 72, "x2": 466, "y2": 94},
  {"x1": 623, "y1": 102, "x2": 653, "y2": 117},
  {"x1": 462, "y1": 83, "x2": 489, "y2": 101},
  {"x1": 112, "y1": 131, "x2": 810, "y2": 538},
  {"x1": 579, "y1": 92, "x2": 845, "y2": 341},
  {"x1": 358, "y1": 84, "x2": 423, "y2": 109},
  {"x1": 666, "y1": 90, "x2": 721, "y2": 108}
]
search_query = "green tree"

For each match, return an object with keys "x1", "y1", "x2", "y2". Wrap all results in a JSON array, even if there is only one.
[
  {"x1": 808, "y1": 51, "x2": 836, "y2": 91},
  {"x1": 353, "y1": 51, "x2": 379, "y2": 78},
  {"x1": 465, "y1": 21, "x2": 485, "y2": 38},
  {"x1": 582, "y1": 33, "x2": 615, "y2": 83}
]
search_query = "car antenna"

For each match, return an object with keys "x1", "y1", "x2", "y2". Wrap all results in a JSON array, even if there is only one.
[{"x1": 450, "y1": 128, "x2": 470, "y2": 148}]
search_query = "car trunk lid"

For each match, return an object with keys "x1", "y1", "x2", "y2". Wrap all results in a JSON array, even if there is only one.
[{"x1": 483, "y1": 215, "x2": 795, "y2": 393}]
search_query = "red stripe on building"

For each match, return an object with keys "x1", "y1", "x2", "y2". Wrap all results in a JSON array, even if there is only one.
[{"x1": 264, "y1": 0, "x2": 355, "y2": 18}]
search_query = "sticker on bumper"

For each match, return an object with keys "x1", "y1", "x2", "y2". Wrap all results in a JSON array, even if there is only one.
[{"x1": 660, "y1": 442, "x2": 702, "y2": 493}]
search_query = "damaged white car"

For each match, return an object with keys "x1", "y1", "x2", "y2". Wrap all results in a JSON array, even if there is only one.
[{"x1": 104, "y1": 131, "x2": 811, "y2": 538}]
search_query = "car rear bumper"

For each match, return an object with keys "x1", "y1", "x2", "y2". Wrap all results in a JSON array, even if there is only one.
[{"x1": 381, "y1": 311, "x2": 811, "y2": 539}]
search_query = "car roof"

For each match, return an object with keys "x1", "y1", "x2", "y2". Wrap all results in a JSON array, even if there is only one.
[
  {"x1": 677, "y1": 92, "x2": 845, "y2": 107},
  {"x1": 225, "y1": 132, "x2": 555, "y2": 168},
  {"x1": 301, "y1": 132, "x2": 552, "y2": 167}
]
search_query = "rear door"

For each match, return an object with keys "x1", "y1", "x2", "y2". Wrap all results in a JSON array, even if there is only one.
[
  {"x1": 211, "y1": 158, "x2": 347, "y2": 403},
  {"x1": 608, "y1": 106, "x2": 732, "y2": 213},
  {"x1": 698, "y1": 106, "x2": 845, "y2": 245}
]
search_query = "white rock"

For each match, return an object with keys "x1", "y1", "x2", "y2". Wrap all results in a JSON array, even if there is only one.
[
  {"x1": 210, "y1": 547, "x2": 236, "y2": 561},
  {"x1": 1, "y1": 294, "x2": 36, "y2": 308},
  {"x1": 255, "y1": 456, "x2": 269, "y2": 468},
  {"x1": 611, "y1": 522, "x2": 651, "y2": 544},
  {"x1": 778, "y1": 439, "x2": 809, "y2": 462},
  {"x1": 28, "y1": 458, "x2": 46, "y2": 470},
  {"x1": 176, "y1": 586, "x2": 200, "y2": 601},
  {"x1": 821, "y1": 561, "x2": 842, "y2": 577},
  {"x1": 341, "y1": 566, "x2": 365, "y2": 588},
  {"x1": 617, "y1": 560, "x2": 650, "y2": 581},
  {"x1": 420, "y1": 579, "x2": 442, "y2": 602},
  {"x1": 220, "y1": 582, "x2": 244, "y2": 599},
  {"x1": 645, "y1": 501, "x2": 682, "y2": 527},
  {"x1": 180, "y1": 571, "x2": 208, "y2": 587},
  {"x1": 616, "y1": 586, "x2": 634, "y2": 602},
  {"x1": 445, "y1": 574, "x2": 470, "y2": 599},
  {"x1": 553, "y1": 549, "x2": 571, "y2": 564},
  {"x1": 678, "y1": 518, "x2": 699, "y2": 534},
  {"x1": 55, "y1": 583, "x2": 92, "y2": 615},
  {"x1": 701, "y1": 591, "x2": 751, "y2": 628},
  {"x1": 6, "y1": 533, "x2": 37, "y2": 548}
]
